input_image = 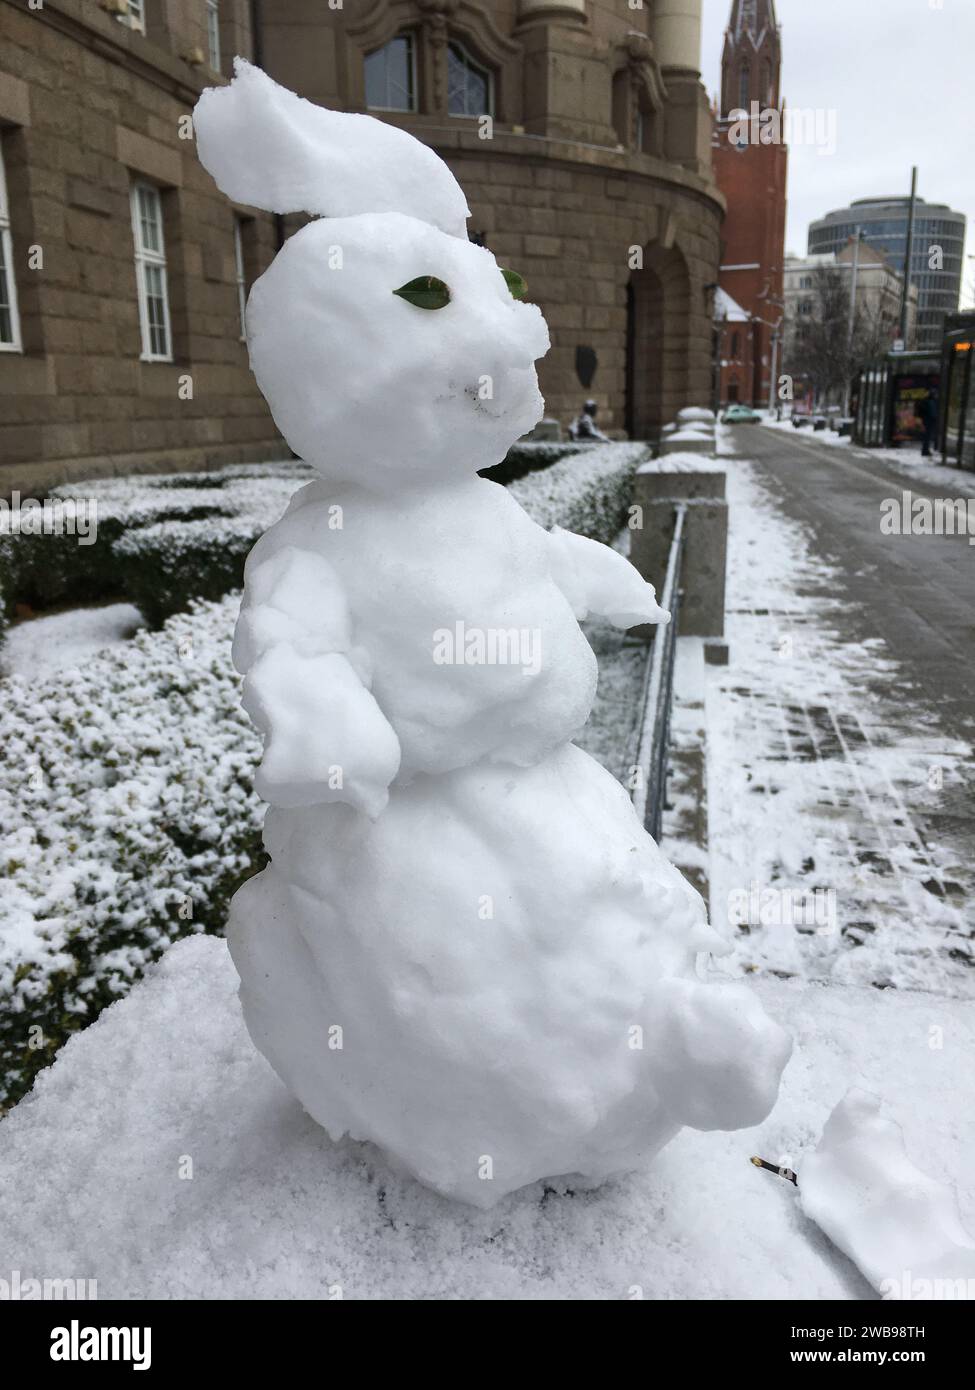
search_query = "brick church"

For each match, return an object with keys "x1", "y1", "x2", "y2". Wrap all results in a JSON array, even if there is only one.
[{"x1": 711, "y1": 0, "x2": 788, "y2": 409}]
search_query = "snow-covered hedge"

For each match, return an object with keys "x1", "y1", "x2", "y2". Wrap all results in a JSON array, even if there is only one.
[
  {"x1": 0, "y1": 594, "x2": 263, "y2": 1113},
  {"x1": 0, "y1": 463, "x2": 308, "y2": 628},
  {"x1": 480, "y1": 439, "x2": 584, "y2": 485},
  {"x1": 509, "y1": 441, "x2": 648, "y2": 541},
  {"x1": 0, "y1": 440, "x2": 648, "y2": 1111},
  {"x1": 112, "y1": 515, "x2": 261, "y2": 629}
]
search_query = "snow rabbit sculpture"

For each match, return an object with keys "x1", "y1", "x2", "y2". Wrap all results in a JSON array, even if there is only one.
[{"x1": 195, "y1": 60, "x2": 791, "y2": 1208}]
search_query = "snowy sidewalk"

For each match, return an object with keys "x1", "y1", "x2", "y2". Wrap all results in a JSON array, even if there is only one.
[
  {"x1": 701, "y1": 454, "x2": 974, "y2": 996},
  {"x1": 0, "y1": 933, "x2": 971, "y2": 1300}
]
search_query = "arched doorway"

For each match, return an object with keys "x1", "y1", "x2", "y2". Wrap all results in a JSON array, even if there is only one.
[{"x1": 624, "y1": 242, "x2": 692, "y2": 440}]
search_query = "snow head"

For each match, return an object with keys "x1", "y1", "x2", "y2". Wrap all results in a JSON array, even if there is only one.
[{"x1": 194, "y1": 60, "x2": 549, "y2": 487}]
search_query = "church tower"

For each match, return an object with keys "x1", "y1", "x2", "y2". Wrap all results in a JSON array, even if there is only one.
[{"x1": 712, "y1": 0, "x2": 788, "y2": 408}]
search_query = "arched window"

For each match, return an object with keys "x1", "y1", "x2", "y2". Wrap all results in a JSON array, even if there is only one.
[
  {"x1": 448, "y1": 41, "x2": 492, "y2": 117},
  {"x1": 738, "y1": 61, "x2": 750, "y2": 111},
  {"x1": 761, "y1": 61, "x2": 772, "y2": 107},
  {"x1": 365, "y1": 34, "x2": 416, "y2": 112},
  {"x1": 731, "y1": 331, "x2": 740, "y2": 357}
]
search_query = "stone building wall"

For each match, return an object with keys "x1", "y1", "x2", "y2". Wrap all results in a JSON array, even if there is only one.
[
  {"x1": 0, "y1": 0, "x2": 724, "y2": 496},
  {"x1": 0, "y1": 0, "x2": 285, "y2": 498},
  {"x1": 265, "y1": 0, "x2": 724, "y2": 440}
]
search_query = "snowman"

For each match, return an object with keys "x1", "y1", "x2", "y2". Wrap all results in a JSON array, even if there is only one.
[{"x1": 195, "y1": 61, "x2": 790, "y2": 1208}]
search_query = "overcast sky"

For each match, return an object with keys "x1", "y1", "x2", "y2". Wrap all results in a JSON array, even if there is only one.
[{"x1": 700, "y1": 0, "x2": 975, "y2": 306}]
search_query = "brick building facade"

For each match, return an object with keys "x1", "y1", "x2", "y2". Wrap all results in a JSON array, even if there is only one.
[
  {"x1": 711, "y1": 0, "x2": 787, "y2": 409},
  {"x1": 1, "y1": 0, "x2": 725, "y2": 495},
  {"x1": 0, "y1": 0, "x2": 283, "y2": 497}
]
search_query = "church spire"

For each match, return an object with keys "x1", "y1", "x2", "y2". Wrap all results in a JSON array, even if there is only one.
[
  {"x1": 730, "y1": 0, "x2": 778, "y2": 42},
  {"x1": 721, "y1": 0, "x2": 782, "y2": 116}
]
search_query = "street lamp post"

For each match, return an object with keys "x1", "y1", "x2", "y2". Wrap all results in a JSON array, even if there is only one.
[
  {"x1": 899, "y1": 166, "x2": 919, "y2": 346},
  {"x1": 845, "y1": 228, "x2": 864, "y2": 415}
]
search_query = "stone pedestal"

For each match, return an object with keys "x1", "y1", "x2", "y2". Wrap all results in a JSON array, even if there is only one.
[{"x1": 630, "y1": 457, "x2": 727, "y2": 638}]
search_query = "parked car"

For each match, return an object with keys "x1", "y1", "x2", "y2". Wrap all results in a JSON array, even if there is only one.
[{"x1": 722, "y1": 404, "x2": 761, "y2": 424}]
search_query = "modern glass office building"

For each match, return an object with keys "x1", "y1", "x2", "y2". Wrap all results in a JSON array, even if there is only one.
[{"x1": 809, "y1": 196, "x2": 966, "y2": 351}]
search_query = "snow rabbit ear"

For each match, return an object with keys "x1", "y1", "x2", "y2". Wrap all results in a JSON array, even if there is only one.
[{"x1": 194, "y1": 58, "x2": 471, "y2": 238}]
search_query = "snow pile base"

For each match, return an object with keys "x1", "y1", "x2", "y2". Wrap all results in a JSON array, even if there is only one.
[
  {"x1": 801, "y1": 1089, "x2": 975, "y2": 1298},
  {"x1": 1, "y1": 935, "x2": 971, "y2": 1299}
]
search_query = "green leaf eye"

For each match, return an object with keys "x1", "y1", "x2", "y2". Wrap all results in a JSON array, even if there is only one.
[
  {"x1": 392, "y1": 276, "x2": 451, "y2": 310},
  {"x1": 500, "y1": 267, "x2": 527, "y2": 300}
]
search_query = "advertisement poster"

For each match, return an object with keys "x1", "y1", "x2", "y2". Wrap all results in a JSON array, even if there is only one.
[{"x1": 891, "y1": 374, "x2": 937, "y2": 443}]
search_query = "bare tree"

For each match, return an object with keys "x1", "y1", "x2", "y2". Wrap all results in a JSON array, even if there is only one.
[
  {"x1": 785, "y1": 264, "x2": 897, "y2": 409},
  {"x1": 785, "y1": 266, "x2": 853, "y2": 406}
]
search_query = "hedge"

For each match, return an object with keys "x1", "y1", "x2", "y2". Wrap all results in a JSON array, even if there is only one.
[
  {"x1": 0, "y1": 594, "x2": 265, "y2": 1113},
  {"x1": 509, "y1": 441, "x2": 648, "y2": 541},
  {"x1": 479, "y1": 439, "x2": 586, "y2": 486},
  {"x1": 112, "y1": 515, "x2": 264, "y2": 629},
  {"x1": 0, "y1": 463, "x2": 309, "y2": 627}
]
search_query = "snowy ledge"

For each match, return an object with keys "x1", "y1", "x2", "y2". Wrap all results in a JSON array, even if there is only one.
[
  {"x1": 1, "y1": 936, "x2": 972, "y2": 1300},
  {"x1": 638, "y1": 452, "x2": 724, "y2": 475}
]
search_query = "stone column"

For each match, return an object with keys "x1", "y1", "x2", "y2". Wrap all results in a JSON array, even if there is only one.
[
  {"x1": 515, "y1": 1, "x2": 616, "y2": 144},
  {"x1": 651, "y1": 0, "x2": 703, "y2": 74},
  {"x1": 652, "y1": 0, "x2": 712, "y2": 175},
  {"x1": 517, "y1": 0, "x2": 587, "y2": 23}
]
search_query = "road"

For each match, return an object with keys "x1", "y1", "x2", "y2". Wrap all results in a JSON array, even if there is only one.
[{"x1": 741, "y1": 425, "x2": 975, "y2": 746}]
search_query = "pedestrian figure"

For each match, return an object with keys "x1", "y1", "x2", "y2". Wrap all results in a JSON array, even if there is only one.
[
  {"x1": 569, "y1": 399, "x2": 610, "y2": 442},
  {"x1": 916, "y1": 391, "x2": 938, "y2": 458}
]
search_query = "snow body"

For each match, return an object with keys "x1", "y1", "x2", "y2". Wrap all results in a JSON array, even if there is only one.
[
  {"x1": 194, "y1": 60, "x2": 790, "y2": 1207},
  {"x1": 235, "y1": 475, "x2": 661, "y2": 812},
  {"x1": 229, "y1": 745, "x2": 791, "y2": 1206}
]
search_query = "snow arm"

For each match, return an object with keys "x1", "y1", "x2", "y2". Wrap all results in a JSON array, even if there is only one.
[
  {"x1": 232, "y1": 544, "x2": 400, "y2": 818},
  {"x1": 547, "y1": 526, "x2": 668, "y2": 628}
]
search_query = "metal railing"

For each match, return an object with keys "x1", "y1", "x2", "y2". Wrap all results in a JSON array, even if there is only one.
[{"x1": 631, "y1": 503, "x2": 687, "y2": 841}]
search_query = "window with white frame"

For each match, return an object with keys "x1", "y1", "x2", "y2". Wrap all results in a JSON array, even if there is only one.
[
  {"x1": 364, "y1": 35, "x2": 416, "y2": 112},
  {"x1": 0, "y1": 142, "x2": 22, "y2": 352},
  {"x1": 206, "y1": 0, "x2": 221, "y2": 72},
  {"x1": 447, "y1": 41, "x2": 492, "y2": 117},
  {"x1": 118, "y1": 0, "x2": 146, "y2": 34},
  {"x1": 130, "y1": 181, "x2": 172, "y2": 361},
  {"x1": 233, "y1": 216, "x2": 248, "y2": 340}
]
